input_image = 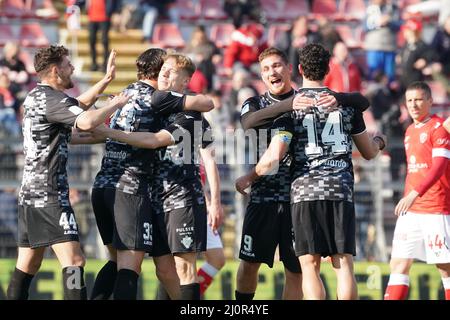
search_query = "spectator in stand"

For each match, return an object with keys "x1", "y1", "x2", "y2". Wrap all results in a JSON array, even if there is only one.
[
  {"x1": 76, "y1": 0, "x2": 121, "y2": 72},
  {"x1": 396, "y1": 19, "x2": 436, "y2": 94},
  {"x1": 0, "y1": 73, "x2": 20, "y2": 137},
  {"x1": 324, "y1": 41, "x2": 362, "y2": 93},
  {"x1": 141, "y1": 0, "x2": 178, "y2": 42},
  {"x1": 184, "y1": 25, "x2": 221, "y2": 92},
  {"x1": 223, "y1": 0, "x2": 263, "y2": 28},
  {"x1": 317, "y1": 18, "x2": 343, "y2": 53},
  {"x1": 0, "y1": 42, "x2": 30, "y2": 105},
  {"x1": 363, "y1": 0, "x2": 401, "y2": 83},
  {"x1": 223, "y1": 22, "x2": 267, "y2": 77},
  {"x1": 365, "y1": 70, "x2": 396, "y2": 129},
  {"x1": 430, "y1": 15, "x2": 450, "y2": 95},
  {"x1": 227, "y1": 68, "x2": 258, "y2": 119},
  {"x1": 275, "y1": 16, "x2": 322, "y2": 84}
]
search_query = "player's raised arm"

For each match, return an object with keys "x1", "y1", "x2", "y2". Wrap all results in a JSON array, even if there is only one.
[{"x1": 76, "y1": 50, "x2": 117, "y2": 109}]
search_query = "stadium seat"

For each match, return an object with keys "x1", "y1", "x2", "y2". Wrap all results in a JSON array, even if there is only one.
[
  {"x1": 209, "y1": 23, "x2": 235, "y2": 49},
  {"x1": 281, "y1": 0, "x2": 310, "y2": 21},
  {"x1": 200, "y1": 0, "x2": 228, "y2": 20},
  {"x1": 19, "y1": 23, "x2": 50, "y2": 47},
  {"x1": 0, "y1": 25, "x2": 16, "y2": 47},
  {"x1": 259, "y1": 0, "x2": 282, "y2": 22},
  {"x1": 338, "y1": 0, "x2": 366, "y2": 21},
  {"x1": 267, "y1": 23, "x2": 290, "y2": 47},
  {"x1": 176, "y1": 0, "x2": 201, "y2": 21},
  {"x1": 152, "y1": 23, "x2": 185, "y2": 48},
  {"x1": 311, "y1": 0, "x2": 338, "y2": 18}
]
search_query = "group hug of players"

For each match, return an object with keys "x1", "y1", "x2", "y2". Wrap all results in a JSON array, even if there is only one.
[{"x1": 6, "y1": 40, "x2": 450, "y2": 300}]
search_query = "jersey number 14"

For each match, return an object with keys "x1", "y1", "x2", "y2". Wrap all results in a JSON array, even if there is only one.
[{"x1": 303, "y1": 111, "x2": 349, "y2": 157}]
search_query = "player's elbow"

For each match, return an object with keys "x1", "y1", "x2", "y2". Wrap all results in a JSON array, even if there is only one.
[{"x1": 75, "y1": 115, "x2": 97, "y2": 131}]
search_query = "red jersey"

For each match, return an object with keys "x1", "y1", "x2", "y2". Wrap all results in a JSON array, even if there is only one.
[{"x1": 404, "y1": 115, "x2": 450, "y2": 214}]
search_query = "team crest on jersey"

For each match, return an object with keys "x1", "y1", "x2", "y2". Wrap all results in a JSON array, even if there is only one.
[
  {"x1": 420, "y1": 133, "x2": 428, "y2": 143},
  {"x1": 181, "y1": 235, "x2": 193, "y2": 249}
]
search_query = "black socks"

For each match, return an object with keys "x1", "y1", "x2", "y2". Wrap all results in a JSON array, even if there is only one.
[
  {"x1": 90, "y1": 260, "x2": 117, "y2": 300},
  {"x1": 180, "y1": 283, "x2": 200, "y2": 300},
  {"x1": 235, "y1": 290, "x2": 255, "y2": 300},
  {"x1": 156, "y1": 282, "x2": 171, "y2": 300},
  {"x1": 113, "y1": 269, "x2": 139, "y2": 300},
  {"x1": 62, "y1": 266, "x2": 87, "y2": 300},
  {"x1": 7, "y1": 268, "x2": 34, "y2": 300}
]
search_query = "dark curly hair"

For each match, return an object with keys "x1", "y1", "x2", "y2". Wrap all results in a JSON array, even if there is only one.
[
  {"x1": 136, "y1": 48, "x2": 167, "y2": 80},
  {"x1": 298, "y1": 44, "x2": 330, "y2": 81},
  {"x1": 34, "y1": 45, "x2": 69, "y2": 76}
]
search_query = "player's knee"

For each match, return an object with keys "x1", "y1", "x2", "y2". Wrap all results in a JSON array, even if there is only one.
[
  {"x1": 208, "y1": 252, "x2": 226, "y2": 270},
  {"x1": 70, "y1": 254, "x2": 86, "y2": 267},
  {"x1": 156, "y1": 266, "x2": 174, "y2": 283},
  {"x1": 176, "y1": 260, "x2": 195, "y2": 280}
]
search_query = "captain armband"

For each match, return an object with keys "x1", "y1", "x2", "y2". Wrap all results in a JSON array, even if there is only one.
[{"x1": 275, "y1": 131, "x2": 293, "y2": 145}]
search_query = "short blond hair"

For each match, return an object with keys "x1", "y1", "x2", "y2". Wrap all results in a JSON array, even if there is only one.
[{"x1": 164, "y1": 53, "x2": 196, "y2": 77}]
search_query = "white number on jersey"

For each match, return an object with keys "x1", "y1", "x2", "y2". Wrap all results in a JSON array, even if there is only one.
[{"x1": 303, "y1": 111, "x2": 349, "y2": 157}]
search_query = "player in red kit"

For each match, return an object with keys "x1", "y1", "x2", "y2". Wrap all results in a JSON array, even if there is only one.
[{"x1": 384, "y1": 81, "x2": 450, "y2": 300}]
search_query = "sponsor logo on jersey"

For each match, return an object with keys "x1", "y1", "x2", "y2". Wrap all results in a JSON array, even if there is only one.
[
  {"x1": 105, "y1": 150, "x2": 127, "y2": 160},
  {"x1": 436, "y1": 138, "x2": 450, "y2": 146},
  {"x1": 310, "y1": 158, "x2": 348, "y2": 169},
  {"x1": 408, "y1": 155, "x2": 428, "y2": 172}
]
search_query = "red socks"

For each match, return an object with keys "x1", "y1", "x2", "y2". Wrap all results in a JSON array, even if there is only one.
[{"x1": 384, "y1": 274, "x2": 409, "y2": 300}]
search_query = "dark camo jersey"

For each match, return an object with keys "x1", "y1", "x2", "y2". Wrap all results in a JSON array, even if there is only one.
[
  {"x1": 272, "y1": 87, "x2": 366, "y2": 203},
  {"x1": 93, "y1": 81, "x2": 185, "y2": 195},
  {"x1": 240, "y1": 90, "x2": 295, "y2": 203},
  {"x1": 19, "y1": 84, "x2": 84, "y2": 208},
  {"x1": 151, "y1": 110, "x2": 212, "y2": 211}
]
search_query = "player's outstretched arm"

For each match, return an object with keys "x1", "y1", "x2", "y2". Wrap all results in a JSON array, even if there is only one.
[
  {"x1": 241, "y1": 96, "x2": 294, "y2": 130},
  {"x1": 77, "y1": 50, "x2": 117, "y2": 109},
  {"x1": 183, "y1": 94, "x2": 214, "y2": 112},
  {"x1": 200, "y1": 147, "x2": 224, "y2": 232},
  {"x1": 76, "y1": 92, "x2": 129, "y2": 131},
  {"x1": 352, "y1": 131, "x2": 386, "y2": 160},
  {"x1": 95, "y1": 124, "x2": 174, "y2": 149},
  {"x1": 70, "y1": 127, "x2": 106, "y2": 145}
]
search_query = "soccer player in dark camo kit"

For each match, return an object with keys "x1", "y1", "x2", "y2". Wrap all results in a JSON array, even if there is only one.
[
  {"x1": 96, "y1": 53, "x2": 218, "y2": 299},
  {"x1": 7, "y1": 45, "x2": 130, "y2": 300},
  {"x1": 237, "y1": 43, "x2": 386, "y2": 299},
  {"x1": 89, "y1": 49, "x2": 214, "y2": 300},
  {"x1": 234, "y1": 47, "x2": 370, "y2": 300}
]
